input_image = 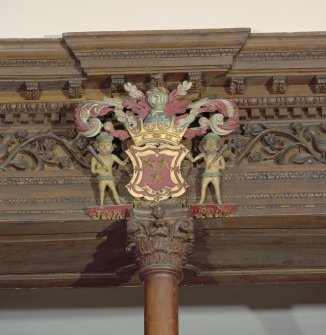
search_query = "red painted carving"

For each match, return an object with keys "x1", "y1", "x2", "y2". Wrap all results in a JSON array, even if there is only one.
[{"x1": 191, "y1": 204, "x2": 237, "y2": 218}]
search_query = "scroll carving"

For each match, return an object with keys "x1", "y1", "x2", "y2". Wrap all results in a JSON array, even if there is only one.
[
  {"x1": 228, "y1": 123, "x2": 326, "y2": 165},
  {"x1": 0, "y1": 130, "x2": 90, "y2": 171}
]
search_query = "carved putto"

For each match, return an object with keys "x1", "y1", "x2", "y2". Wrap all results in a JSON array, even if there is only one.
[{"x1": 75, "y1": 81, "x2": 239, "y2": 204}]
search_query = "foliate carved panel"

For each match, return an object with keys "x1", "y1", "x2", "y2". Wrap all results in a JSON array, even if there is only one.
[
  {"x1": 127, "y1": 207, "x2": 194, "y2": 271},
  {"x1": 0, "y1": 129, "x2": 90, "y2": 171},
  {"x1": 226, "y1": 123, "x2": 326, "y2": 166}
]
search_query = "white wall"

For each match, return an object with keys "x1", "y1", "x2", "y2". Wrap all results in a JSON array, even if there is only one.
[
  {"x1": 1, "y1": 284, "x2": 326, "y2": 335},
  {"x1": 1, "y1": 0, "x2": 326, "y2": 38},
  {"x1": 1, "y1": 1, "x2": 326, "y2": 334}
]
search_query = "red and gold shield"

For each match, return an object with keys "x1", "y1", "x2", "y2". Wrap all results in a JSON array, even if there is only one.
[{"x1": 126, "y1": 144, "x2": 189, "y2": 202}]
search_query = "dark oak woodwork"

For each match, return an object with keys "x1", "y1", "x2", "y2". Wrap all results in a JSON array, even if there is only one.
[{"x1": 1, "y1": 28, "x2": 326, "y2": 290}]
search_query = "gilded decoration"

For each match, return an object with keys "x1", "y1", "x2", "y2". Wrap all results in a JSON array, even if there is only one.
[{"x1": 75, "y1": 81, "x2": 239, "y2": 207}]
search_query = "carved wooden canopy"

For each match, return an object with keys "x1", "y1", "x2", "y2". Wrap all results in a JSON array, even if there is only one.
[{"x1": 1, "y1": 29, "x2": 326, "y2": 288}]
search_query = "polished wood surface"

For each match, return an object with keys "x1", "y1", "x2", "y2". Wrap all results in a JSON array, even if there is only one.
[
  {"x1": 1, "y1": 28, "x2": 326, "y2": 289},
  {"x1": 143, "y1": 268, "x2": 181, "y2": 335}
]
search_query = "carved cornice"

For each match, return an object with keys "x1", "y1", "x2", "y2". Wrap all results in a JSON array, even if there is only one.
[
  {"x1": 0, "y1": 175, "x2": 94, "y2": 186},
  {"x1": 0, "y1": 102, "x2": 77, "y2": 113},
  {"x1": 237, "y1": 51, "x2": 326, "y2": 61},
  {"x1": 235, "y1": 96, "x2": 326, "y2": 108},
  {"x1": 0, "y1": 102, "x2": 77, "y2": 125},
  {"x1": 222, "y1": 170, "x2": 326, "y2": 181},
  {"x1": 1, "y1": 95, "x2": 326, "y2": 126},
  {"x1": 0, "y1": 39, "x2": 81, "y2": 81},
  {"x1": 127, "y1": 206, "x2": 194, "y2": 276},
  {"x1": 0, "y1": 59, "x2": 75, "y2": 67},
  {"x1": 63, "y1": 29, "x2": 250, "y2": 75},
  {"x1": 74, "y1": 48, "x2": 240, "y2": 59}
]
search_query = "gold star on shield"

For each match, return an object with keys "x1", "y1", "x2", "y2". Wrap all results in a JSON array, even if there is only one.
[
  {"x1": 151, "y1": 171, "x2": 162, "y2": 182},
  {"x1": 144, "y1": 158, "x2": 156, "y2": 169},
  {"x1": 159, "y1": 158, "x2": 169, "y2": 168}
]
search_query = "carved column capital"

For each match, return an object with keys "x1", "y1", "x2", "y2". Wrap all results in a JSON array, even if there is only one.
[{"x1": 127, "y1": 206, "x2": 194, "y2": 281}]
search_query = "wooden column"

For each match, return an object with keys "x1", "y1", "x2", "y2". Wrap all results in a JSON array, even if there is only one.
[{"x1": 127, "y1": 206, "x2": 194, "y2": 335}]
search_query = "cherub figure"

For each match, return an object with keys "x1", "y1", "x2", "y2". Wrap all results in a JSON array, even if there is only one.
[
  {"x1": 90, "y1": 132, "x2": 128, "y2": 206},
  {"x1": 187, "y1": 133, "x2": 226, "y2": 204}
]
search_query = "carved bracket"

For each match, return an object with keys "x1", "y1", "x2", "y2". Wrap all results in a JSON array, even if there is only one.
[
  {"x1": 127, "y1": 206, "x2": 194, "y2": 276},
  {"x1": 314, "y1": 75, "x2": 326, "y2": 94},
  {"x1": 150, "y1": 73, "x2": 164, "y2": 88},
  {"x1": 271, "y1": 76, "x2": 287, "y2": 94},
  {"x1": 229, "y1": 76, "x2": 246, "y2": 94},
  {"x1": 68, "y1": 79, "x2": 83, "y2": 99},
  {"x1": 24, "y1": 81, "x2": 40, "y2": 100},
  {"x1": 111, "y1": 74, "x2": 125, "y2": 95}
]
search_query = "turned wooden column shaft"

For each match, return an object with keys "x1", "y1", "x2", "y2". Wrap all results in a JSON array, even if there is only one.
[
  {"x1": 143, "y1": 268, "x2": 180, "y2": 335},
  {"x1": 127, "y1": 206, "x2": 194, "y2": 335}
]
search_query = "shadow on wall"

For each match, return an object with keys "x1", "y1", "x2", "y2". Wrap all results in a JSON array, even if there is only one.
[{"x1": 0, "y1": 282, "x2": 326, "y2": 309}]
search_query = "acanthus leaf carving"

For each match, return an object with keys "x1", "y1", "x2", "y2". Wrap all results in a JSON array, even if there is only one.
[
  {"x1": 127, "y1": 206, "x2": 194, "y2": 272},
  {"x1": 0, "y1": 130, "x2": 90, "y2": 171},
  {"x1": 228, "y1": 122, "x2": 326, "y2": 165}
]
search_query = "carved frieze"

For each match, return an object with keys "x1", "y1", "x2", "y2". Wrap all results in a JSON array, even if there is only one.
[
  {"x1": 237, "y1": 51, "x2": 326, "y2": 61},
  {"x1": 228, "y1": 123, "x2": 326, "y2": 165},
  {"x1": 73, "y1": 48, "x2": 240, "y2": 60},
  {"x1": 0, "y1": 130, "x2": 90, "y2": 172}
]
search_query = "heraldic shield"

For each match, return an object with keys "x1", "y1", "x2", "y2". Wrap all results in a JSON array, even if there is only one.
[{"x1": 126, "y1": 144, "x2": 189, "y2": 202}]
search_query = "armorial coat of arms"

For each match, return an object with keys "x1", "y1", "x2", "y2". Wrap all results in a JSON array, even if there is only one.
[{"x1": 75, "y1": 81, "x2": 239, "y2": 209}]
